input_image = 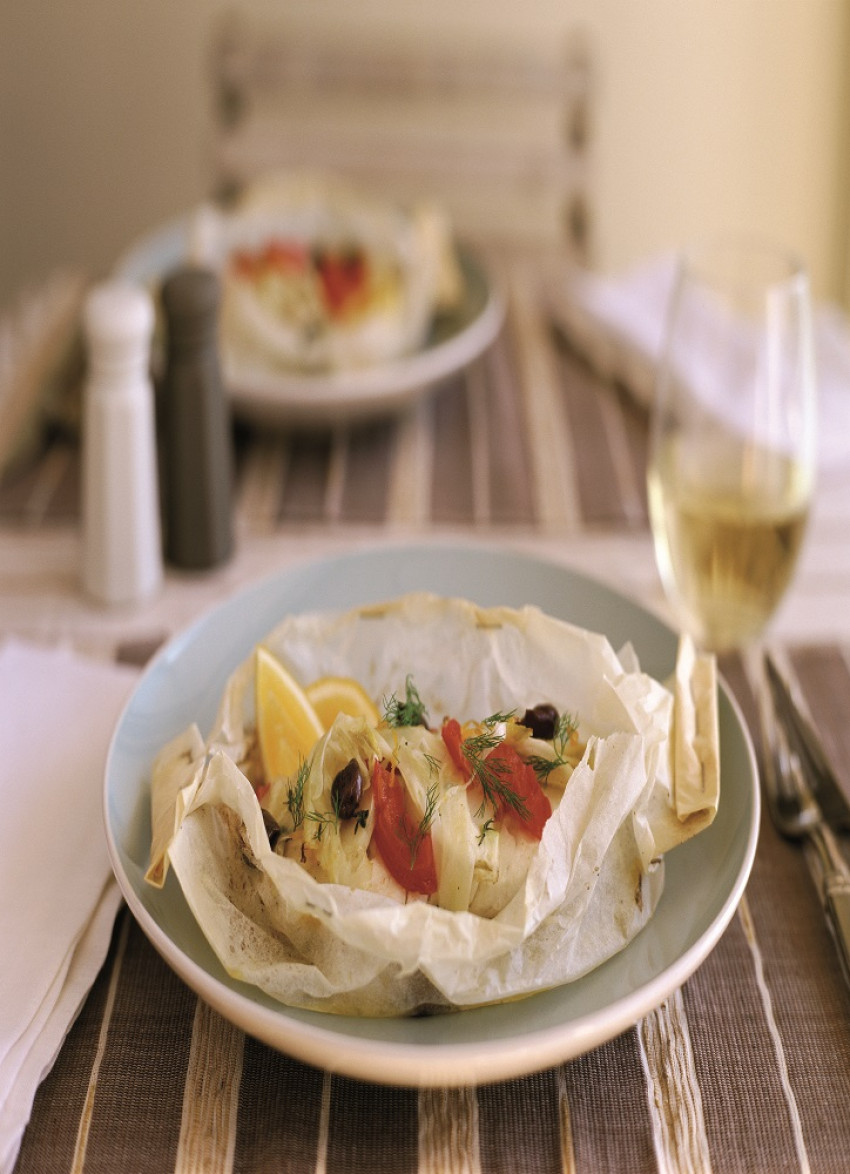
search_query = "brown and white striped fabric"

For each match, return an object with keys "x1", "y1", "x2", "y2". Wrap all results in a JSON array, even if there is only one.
[
  {"x1": 3, "y1": 257, "x2": 850, "y2": 1172},
  {"x1": 11, "y1": 648, "x2": 850, "y2": 1174},
  {"x1": 0, "y1": 259, "x2": 649, "y2": 538}
]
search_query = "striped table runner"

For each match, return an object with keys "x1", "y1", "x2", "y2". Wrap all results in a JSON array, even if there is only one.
[
  {"x1": 13, "y1": 646, "x2": 850, "y2": 1173},
  {"x1": 4, "y1": 258, "x2": 850, "y2": 1171},
  {"x1": 0, "y1": 261, "x2": 649, "y2": 539}
]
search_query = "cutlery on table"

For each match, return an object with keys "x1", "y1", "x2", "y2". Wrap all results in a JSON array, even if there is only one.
[
  {"x1": 765, "y1": 653, "x2": 850, "y2": 833},
  {"x1": 760, "y1": 653, "x2": 850, "y2": 988}
]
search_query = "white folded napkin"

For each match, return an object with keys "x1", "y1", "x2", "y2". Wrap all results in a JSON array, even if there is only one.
[
  {"x1": 0, "y1": 639, "x2": 138, "y2": 1174},
  {"x1": 551, "y1": 253, "x2": 850, "y2": 472}
]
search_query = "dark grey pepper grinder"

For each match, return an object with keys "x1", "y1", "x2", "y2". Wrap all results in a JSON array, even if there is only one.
[{"x1": 160, "y1": 265, "x2": 234, "y2": 570}]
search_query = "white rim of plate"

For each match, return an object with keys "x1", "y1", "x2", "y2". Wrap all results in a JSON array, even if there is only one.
[{"x1": 103, "y1": 542, "x2": 759, "y2": 1087}]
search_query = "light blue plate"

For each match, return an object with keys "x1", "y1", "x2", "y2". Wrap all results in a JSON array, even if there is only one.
[
  {"x1": 117, "y1": 218, "x2": 504, "y2": 427},
  {"x1": 104, "y1": 542, "x2": 759, "y2": 1087}
]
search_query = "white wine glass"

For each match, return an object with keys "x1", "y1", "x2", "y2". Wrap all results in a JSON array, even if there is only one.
[{"x1": 647, "y1": 239, "x2": 817, "y2": 652}]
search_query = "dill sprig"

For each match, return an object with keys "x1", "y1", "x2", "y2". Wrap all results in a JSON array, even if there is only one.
[
  {"x1": 282, "y1": 759, "x2": 309, "y2": 831},
  {"x1": 422, "y1": 751, "x2": 442, "y2": 777},
  {"x1": 305, "y1": 807, "x2": 338, "y2": 841},
  {"x1": 477, "y1": 817, "x2": 496, "y2": 845},
  {"x1": 462, "y1": 711, "x2": 530, "y2": 821},
  {"x1": 525, "y1": 712, "x2": 580, "y2": 782},
  {"x1": 398, "y1": 780, "x2": 439, "y2": 866},
  {"x1": 383, "y1": 675, "x2": 429, "y2": 728},
  {"x1": 304, "y1": 806, "x2": 368, "y2": 840}
]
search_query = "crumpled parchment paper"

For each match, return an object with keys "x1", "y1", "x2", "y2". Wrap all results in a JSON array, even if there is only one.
[
  {"x1": 146, "y1": 593, "x2": 719, "y2": 1016},
  {"x1": 214, "y1": 171, "x2": 449, "y2": 373}
]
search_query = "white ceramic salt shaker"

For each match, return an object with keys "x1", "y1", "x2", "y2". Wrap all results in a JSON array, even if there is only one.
[{"x1": 81, "y1": 281, "x2": 163, "y2": 605}]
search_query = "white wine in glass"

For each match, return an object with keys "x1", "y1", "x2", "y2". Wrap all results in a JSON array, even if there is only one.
[{"x1": 647, "y1": 240, "x2": 816, "y2": 652}]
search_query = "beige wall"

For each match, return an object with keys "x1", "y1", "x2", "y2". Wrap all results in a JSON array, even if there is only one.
[
  {"x1": 586, "y1": 0, "x2": 850, "y2": 302},
  {"x1": 2, "y1": 0, "x2": 848, "y2": 307},
  {"x1": 0, "y1": 1, "x2": 209, "y2": 304}
]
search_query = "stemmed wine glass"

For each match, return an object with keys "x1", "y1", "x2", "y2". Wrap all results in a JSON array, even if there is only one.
[{"x1": 647, "y1": 239, "x2": 817, "y2": 653}]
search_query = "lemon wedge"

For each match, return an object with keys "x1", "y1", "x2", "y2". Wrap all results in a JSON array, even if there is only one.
[
  {"x1": 255, "y1": 647, "x2": 324, "y2": 782},
  {"x1": 305, "y1": 675, "x2": 381, "y2": 729}
]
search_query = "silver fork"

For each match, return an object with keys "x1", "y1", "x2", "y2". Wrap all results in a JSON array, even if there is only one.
[{"x1": 758, "y1": 662, "x2": 850, "y2": 989}]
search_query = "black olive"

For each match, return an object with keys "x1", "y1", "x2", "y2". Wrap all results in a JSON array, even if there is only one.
[
  {"x1": 261, "y1": 808, "x2": 281, "y2": 849},
  {"x1": 331, "y1": 759, "x2": 363, "y2": 820},
  {"x1": 521, "y1": 703, "x2": 559, "y2": 740}
]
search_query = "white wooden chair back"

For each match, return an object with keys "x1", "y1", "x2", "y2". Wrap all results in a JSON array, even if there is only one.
[{"x1": 210, "y1": 17, "x2": 593, "y2": 259}]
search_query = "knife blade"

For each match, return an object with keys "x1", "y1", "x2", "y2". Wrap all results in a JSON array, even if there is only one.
[{"x1": 764, "y1": 652, "x2": 850, "y2": 835}]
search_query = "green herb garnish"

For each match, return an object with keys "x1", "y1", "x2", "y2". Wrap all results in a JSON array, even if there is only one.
[
  {"x1": 281, "y1": 759, "x2": 309, "y2": 831},
  {"x1": 422, "y1": 751, "x2": 442, "y2": 777},
  {"x1": 461, "y1": 711, "x2": 530, "y2": 821},
  {"x1": 526, "y1": 712, "x2": 580, "y2": 782},
  {"x1": 383, "y1": 675, "x2": 429, "y2": 728},
  {"x1": 398, "y1": 780, "x2": 439, "y2": 867},
  {"x1": 305, "y1": 808, "x2": 338, "y2": 841},
  {"x1": 477, "y1": 817, "x2": 496, "y2": 845}
]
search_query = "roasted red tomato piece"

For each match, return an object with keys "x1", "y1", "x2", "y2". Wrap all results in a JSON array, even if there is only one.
[
  {"x1": 230, "y1": 249, "x2": 259, "y2": 279},
  {"x1": 316, "y1": 249, "x2": 368, "y2": 317},
  {"x1": 370, "y1": 760, "x2": 438, "y2": 895},
  {"x1": 441, "y1": 717, "x2": 472, "y2": 781},
  {"x1": 262, "y1": 239, "x2": 309, "y2": 272},
  {"x1": 485, "y1": 742, "x2": 552, "y2": 840}
]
